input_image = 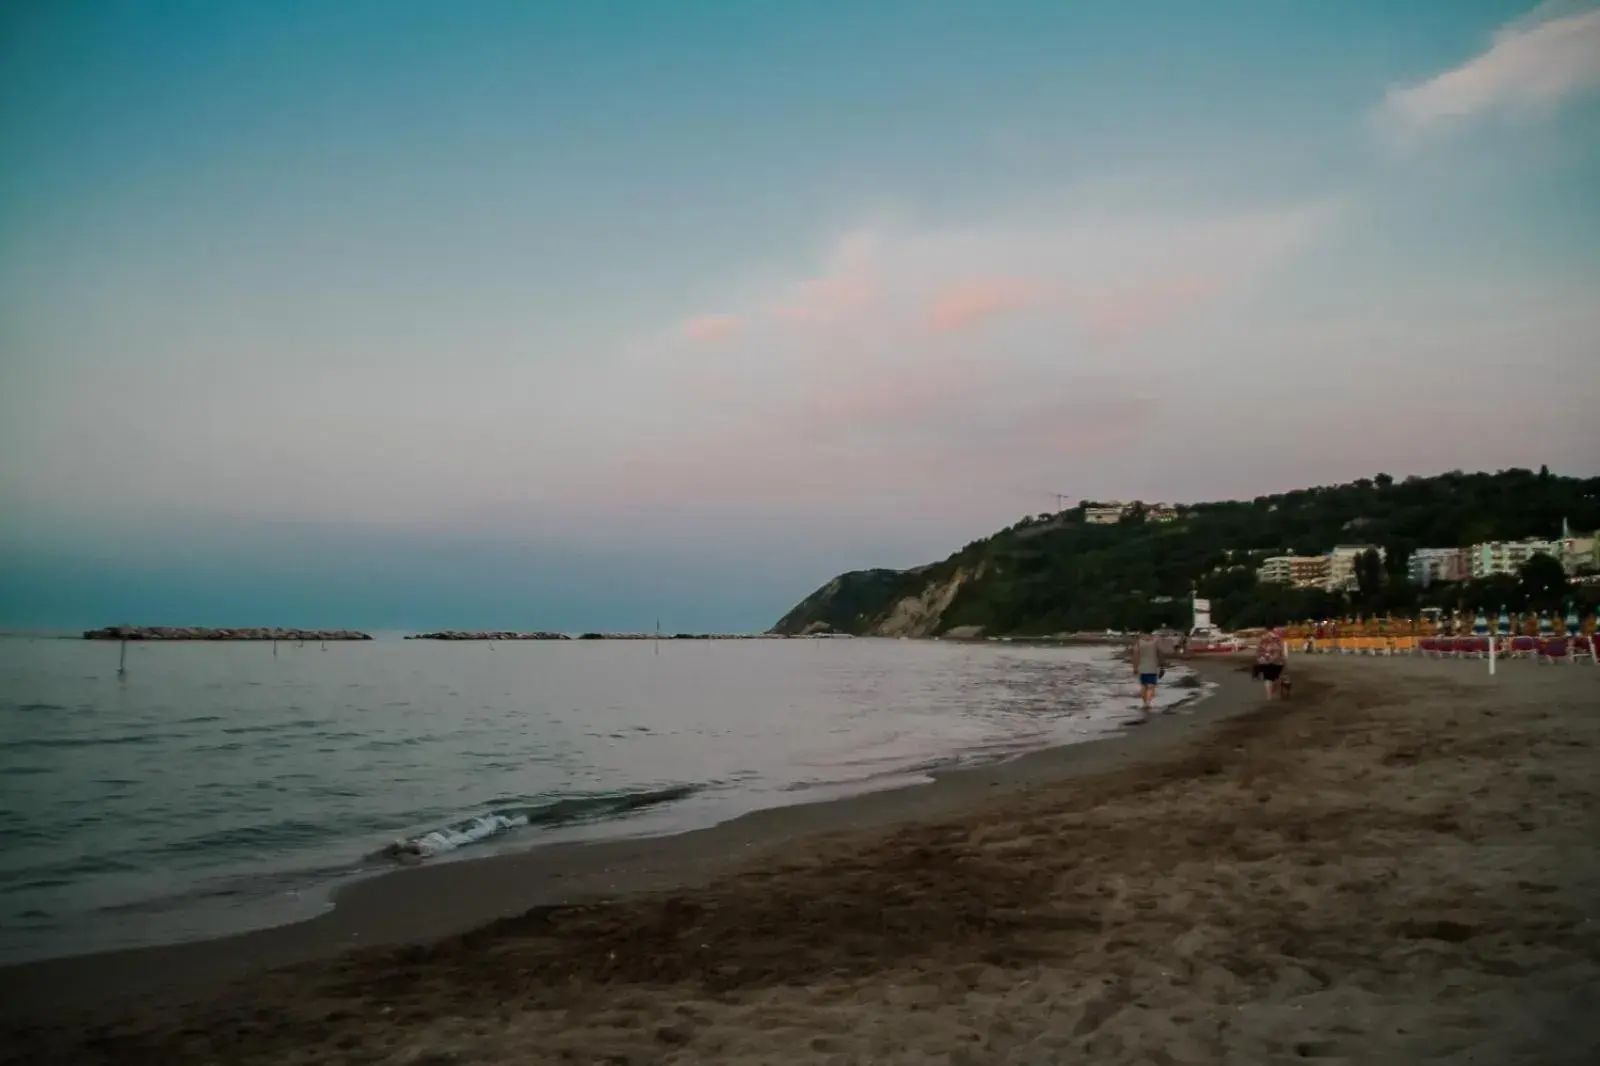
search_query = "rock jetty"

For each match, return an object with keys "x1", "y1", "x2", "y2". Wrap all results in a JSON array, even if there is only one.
[
  {"x1": 405, "y1": 631, "x2": 570, "y2": 641},
  {"x1": 405, "y1": 631, "x2": 796, "y2": 641},
  {"x1": 576, "y1": 632, "x2": 781, "y2": 640},
  {"x1": 83, "y1": 626, "x2": 372, "y2": 641}
]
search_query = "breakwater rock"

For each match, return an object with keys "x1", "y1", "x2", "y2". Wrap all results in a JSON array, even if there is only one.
[
  {"x1": 83, "y1": 626, "x2": 372, "y2": 641},
  {"x1": 405, "y1": 631, "x2": 570, "y2": 641},
  {"x1": 576, "y1": 632, "x2": 783, "y2": 640}
]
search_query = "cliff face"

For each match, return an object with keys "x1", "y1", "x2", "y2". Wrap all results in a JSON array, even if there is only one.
[
  {"x1": 769, "y1": 563, "x2": 984, "y2": 638},
  {"x1": 870, "y1": 564, "x2": 985, "y2": 637},
  {"x1": 768, "y1": 568, "x2": 918, "y2": 636}
]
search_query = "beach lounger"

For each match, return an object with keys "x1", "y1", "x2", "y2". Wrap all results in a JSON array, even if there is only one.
[{"x1": 1537, "y1": 638, "x2": 1568, "y2": 664}]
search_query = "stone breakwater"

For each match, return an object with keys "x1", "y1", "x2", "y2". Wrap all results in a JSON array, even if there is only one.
[
  {"x1": 406, "y1": 632, "x2": 792, "y2": 641},
  {"x1": 82, "y1": 626, "x2": 372, "y2": 641},
  {"x1": 405, "y1": 631, "x2": 570, "y2": 641},
  {"x1": 577, "y1": 632, "x2": 785, "y2": 640}
]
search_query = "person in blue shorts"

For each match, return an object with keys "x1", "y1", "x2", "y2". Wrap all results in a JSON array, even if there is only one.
[{"x1": 1130, "y1": 626, "x2": 1167, "y2": 716}]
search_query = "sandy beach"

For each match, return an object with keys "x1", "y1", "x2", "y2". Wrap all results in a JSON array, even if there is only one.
[{"x1": 4, "y1": 654, "x2": 1598, "y2": 1064}]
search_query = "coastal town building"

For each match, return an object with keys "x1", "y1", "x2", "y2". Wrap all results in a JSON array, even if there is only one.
[
  {"x1": 1557, "y1": 520, "x2": 1597, "y2": 575},
  {"x1": 1562, "y1": 535, "x2": 1596, "y2": 575},
  {"x1": 1469, "y1": 539, "x2": 1558, "y2": 579},
  {"x1": 1084, "y1": 500, "x2": 1180, "y2": 525},
  {"x1": 1409, "y1": 547, "x2": 1470, "y2": 587},
  {"x1": 1254, "y1": 535, "x2": 1586, "y2": 590},
  {"x1": 1256, "y1": 555, "x2": 1331, "y2": 589},
  {"x1": 1327, "y1": 544, "x2": 1385, "y2": 591},
  {"x1": 1084, "y1": 502, "x2": 1130, "y2": 524}
]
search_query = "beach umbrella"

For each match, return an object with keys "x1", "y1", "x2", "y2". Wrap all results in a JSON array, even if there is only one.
[
  {"x1": 1473, "y1": 610, "x2": 1489, "y2": 635},
  {"x1": 1538, "y1": 611, "x2": 1554, "y2": 637},
  {"x1": 1567, "y1": 602, "x2": 1581, "y2": 634},
  {"x1": 1496, "y1": 606, "x2": 1510, "y2": 635}
]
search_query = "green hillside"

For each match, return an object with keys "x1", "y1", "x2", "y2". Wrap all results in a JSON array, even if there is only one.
[{"x1": 770, "y1": 468, "x2": 1600, "y2": 637}]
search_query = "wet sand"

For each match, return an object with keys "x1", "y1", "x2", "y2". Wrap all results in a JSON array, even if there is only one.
[{"x1": 5, "y1": 655, "x2": 1599, "y2": 1063}]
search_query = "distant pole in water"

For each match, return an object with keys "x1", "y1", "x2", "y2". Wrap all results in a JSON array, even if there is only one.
[
  {"x1": 118, "y1": 638, "x2": 128, "y2": 677},
  {"x1": 655, "y1": 616, "x2": 661, "y2": 655},
  {"x1": 273, "y1": 639, "x2": 279, "y2": 658}
]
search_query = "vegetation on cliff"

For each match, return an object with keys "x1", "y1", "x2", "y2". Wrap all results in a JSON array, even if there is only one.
[
  {"x1": 770, "y1": 468, "x2": 1600, "y2": 637},
  {"x1": 769, "y1": 569, "x2": 931, "y2": 635}
]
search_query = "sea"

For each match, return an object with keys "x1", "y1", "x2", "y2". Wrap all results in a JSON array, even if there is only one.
[{"x1": 0, "y1": 634, "x2": 1204, "y2": 965}]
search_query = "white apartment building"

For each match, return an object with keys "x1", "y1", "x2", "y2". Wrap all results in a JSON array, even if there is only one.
[
  {"x1": 1084, "y1": 500, "x2": 1179, "y2": 525},
  {"x1": 1470, "y1": 539, "x2": 1558, "y2": 579},
  {"x1": 1327, "y1": 544, "x2": 1385, "y2": 591},
  {"x1": 1409, "y1": 547, "x2": 1469, "y2": 586},
  {"x1": 1084, "y1": 502, "x2": 1129, "y2": 525},
  {"x1": 1256, "y1": 555, "x2": 1332, "y2": 589},
  {"x1": 1561, "y1": 535, "x2": 1596, "y2": 575}
]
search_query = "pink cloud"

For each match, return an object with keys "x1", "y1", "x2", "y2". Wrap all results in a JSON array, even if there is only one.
[
  {"x1": 680, "y1": 314, "x2": 741, "y2": 342},
  {"x1": 925, "y1": 278, "x2": 1044, "y2": 333},
  {"x1": 1082, "y1": 276, "x2": 1219, "y2": 343},
  {"x1": 773, "y1": 274, "x2": 877, "y2": 323}
]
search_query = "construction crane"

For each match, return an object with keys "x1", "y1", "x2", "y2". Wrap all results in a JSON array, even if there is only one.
[{"x1": 1009, "y1": 488, "x2": 1075, "y2": 519}]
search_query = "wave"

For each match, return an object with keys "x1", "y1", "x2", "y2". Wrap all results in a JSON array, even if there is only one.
[
  {"x1": 376, "y1": 784, "x2": 702, "y2": 863},
  {"x1": 0, "y1": 732, "x2": 165, "y2": 752}
]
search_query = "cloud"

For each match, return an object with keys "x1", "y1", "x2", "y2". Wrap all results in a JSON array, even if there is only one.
[
  {"x1": 773, "y1": 273, "x2": 878, "y2": 322},
  {"x1": 1081, "y1": 275, "x2": 1220, "y2": 343},
  {"x1": 925, "y1": 278, "x2": 1044, "y2": 333},
  {"x1": 0, "y1": 198, "x2": 1339, "y2": 550},
  {"x1": 588, "y1": 200, "x2": 1336, "y2": 522},
  {"x1": 680, "y1": 313, "x2": 741, "y2": 342},
  {"x1": 1377, "y1": 3, "x2": 1600, "y2": 139}
]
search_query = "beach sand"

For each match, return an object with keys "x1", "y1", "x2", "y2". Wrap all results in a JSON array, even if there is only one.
[{"x1": 4, "y1": 655, "x2": 1598, "y2": 1063}]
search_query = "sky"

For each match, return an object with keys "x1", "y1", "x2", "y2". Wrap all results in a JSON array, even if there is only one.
[{"x1": 2, "y1": 0, "x2": 1598, "y2": 631}]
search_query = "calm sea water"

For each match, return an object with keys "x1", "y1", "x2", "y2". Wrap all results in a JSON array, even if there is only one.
[{"x1": 0, "y1": 635, "x2": 1200, "y2": 964}]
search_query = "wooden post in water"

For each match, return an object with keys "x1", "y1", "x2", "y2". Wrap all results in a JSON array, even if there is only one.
[{"x1": 118, "y1": 639, "x2": 127, "y2": 677}]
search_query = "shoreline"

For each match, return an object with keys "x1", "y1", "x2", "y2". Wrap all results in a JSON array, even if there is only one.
[
  {"x1": 0, "y1": 659, "x2": 1239, "y2": 1023},
  {"x1": 5, "y1": 654, "x2": 1597, "y2": 1062}
]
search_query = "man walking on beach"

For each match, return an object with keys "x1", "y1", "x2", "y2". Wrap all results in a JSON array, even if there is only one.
[
  {"x1": 1131, "y1": 627, "x2": 1165, "y2": 717},
  {"x1": 1255, "y1": 623, "x2": 1288, "y2": 699}
]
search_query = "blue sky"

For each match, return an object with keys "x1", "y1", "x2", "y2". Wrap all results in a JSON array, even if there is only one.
[{"x1": 2, "y1": 0, "x2": 1598, "y2": 630}]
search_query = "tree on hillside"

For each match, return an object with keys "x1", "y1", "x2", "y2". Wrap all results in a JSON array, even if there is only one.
[
  {"x1": 1518, "y1": 552, "x2": 1567, "y2": 612},
  {"x1": 1382, "y1": 538, "x2": 1414, "y2": 580},
  {"x1": 1355, "y1": 548, "x2": 1385, "y2": 608}
]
